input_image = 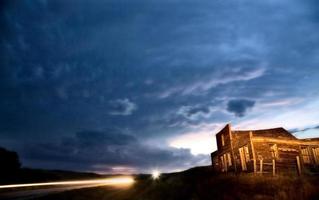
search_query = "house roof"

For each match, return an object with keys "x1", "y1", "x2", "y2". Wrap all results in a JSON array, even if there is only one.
[{"x1": 232, "y1": 127, "x2": 297, "y2": 140}]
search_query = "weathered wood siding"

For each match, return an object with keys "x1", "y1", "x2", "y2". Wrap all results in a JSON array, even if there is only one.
[
  {"x1": 300, "y1": 144, "x2": 319, "y2": 172},
  {"x1": 252, "y1": 128, "x2": 296, "y2": 140},
  {"x1": 211, "y1": 124, "x2": 319, "y2": 174},
  {"x1": 216, "y1": 124, "x2": 231, "y2": 152},
  {"x1": 231, "y1": 131, "x2": 252, "y2": 172},
  {"x1": 253, "y1": 140, "x2": 299, "y2": 174},
  {"x1": 211, "y1": 151, "x2": 220, "y2": 171},
  {"x1": 215, "y1": 124, "x2": 236, "y2": 172}
]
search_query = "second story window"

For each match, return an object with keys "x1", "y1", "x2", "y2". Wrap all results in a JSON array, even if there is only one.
[
  {"x1": 270, "y1": 144, "x2": 278, "y2": 158},
  {"x1": 221, "y1": 134, "x2": 225, "y2": 146}
]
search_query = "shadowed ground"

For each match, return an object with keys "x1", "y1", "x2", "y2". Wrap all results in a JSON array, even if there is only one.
[{"x1": 31, "y1": 166, "x2": 319, "y2": 200}]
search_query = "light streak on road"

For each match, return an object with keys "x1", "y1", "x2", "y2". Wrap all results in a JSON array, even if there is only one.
[{"x1": 0, "y1": 176, "x2": 134, "y2": 189}]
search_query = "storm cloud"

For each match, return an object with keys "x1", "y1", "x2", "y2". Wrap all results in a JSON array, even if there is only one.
[
  {"x1": 227, "y1": 99, "x2": 256, "y2": 117},
  {"x1": 109, "y1": 99, "x2": 137, "y2": 116},
  {"x1": 1, "y1": 0, "x2": 319, "y2": 172},
  {"x1": 20, "y1": 130, "x2": 207, "y2": 173}
]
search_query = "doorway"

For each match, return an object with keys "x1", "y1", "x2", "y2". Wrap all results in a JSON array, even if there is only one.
[{"x1": 239, "y1": 146, "x2": 250, "y2": 171}]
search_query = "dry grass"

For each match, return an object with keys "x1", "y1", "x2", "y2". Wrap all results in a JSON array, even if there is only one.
[{"x1": 35, "y1": 166, "x2": 319, "y2": 200}]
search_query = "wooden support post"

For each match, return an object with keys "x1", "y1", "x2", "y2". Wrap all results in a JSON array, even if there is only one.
[
  {"x1": 249, "y1": 131, "x2": 257, "y2": 174},
  {"x1": 253, "y1": 159, "x2": 256, "y2": 174},
  {"x1": 296, "y1": 156, "x2": 301, "y2": 176},
  {"x1": 260, "y1": 159, "x2": 263, "y2": 174},
  {"x1": 228, "y1": 124, "x2": 237, "y2": 173},
  {"x1": 225, "y1": 155, "x2": 228, "y2": 173},
  {"x1": 272, "y1": 159, "x2": 276, "y2": 176}
]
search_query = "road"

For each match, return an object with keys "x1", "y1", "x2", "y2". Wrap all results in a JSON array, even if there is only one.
[{"x1": 0, "y1": 177, "x2": 134, "y2": 200}]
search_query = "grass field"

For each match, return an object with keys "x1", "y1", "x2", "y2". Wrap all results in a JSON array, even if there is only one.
[{"x1": 33, "y1": 166, "x2": 319, "y2": 200}]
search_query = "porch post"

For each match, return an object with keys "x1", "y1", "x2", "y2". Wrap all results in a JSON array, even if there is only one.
[
  {"x1": 249, "y1": 131, "x2": 257, "y2": 174},
  {"x1": 296, "y1": 156, "x2": 301, "y2": 176},
  {"x1": 272, "y1": 159, "x2": 276, "y2": 176},
  {"x1": 228, "y1": 124, "x2": 237, "y2": 173}
]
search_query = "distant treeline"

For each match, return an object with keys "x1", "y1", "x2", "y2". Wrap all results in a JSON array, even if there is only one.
[{"x1": 0, "y1": 147, "x2": 21, "y2": 184}]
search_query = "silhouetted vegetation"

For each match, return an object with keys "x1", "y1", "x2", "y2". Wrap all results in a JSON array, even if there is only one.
[
  {"x1": 0, "y1": 147, "x2": 102, "y2": 184},
  {"x1": 35, "y1": 166, "x2": 319, "y2": 200},
  {"x1": 0, "y1": 147, "x2": 21, "y2": 184}
]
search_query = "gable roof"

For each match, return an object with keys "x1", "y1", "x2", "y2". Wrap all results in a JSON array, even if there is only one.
[{"x1": 232, "y1": 127, "x2": 297, "y2": 140}]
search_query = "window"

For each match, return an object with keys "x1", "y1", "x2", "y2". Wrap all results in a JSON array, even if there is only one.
[
  {"x1": 221, "y1": 134, "x2": 225, "y2": 146},
  {"x1": 227, "y1": 153, "x2": 232, "y2": 166},
  {"x1": 301, "y1": 147, "x2": 310, "y2": 164},
  {"x1": 312, "y1": 147, "x2": 319, "y2": 165},
  {"x1": 270, "y1": 144, "x2": 278, "y2": 158}
]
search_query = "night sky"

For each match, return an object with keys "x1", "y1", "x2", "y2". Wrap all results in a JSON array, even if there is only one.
[{"x1": 1, "y1": 0, "x2": 319, "y2": 174}]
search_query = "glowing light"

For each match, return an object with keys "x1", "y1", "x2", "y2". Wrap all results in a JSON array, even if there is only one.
[
  {"x1": 0, "y1": 176, "x2": 134, "y2": 189},
  {"x1": 151, "y1": 170, "x2": 160, "y2": 180}
]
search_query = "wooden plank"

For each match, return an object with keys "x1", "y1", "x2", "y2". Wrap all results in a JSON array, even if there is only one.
[
  {"x1": 272, "y1": 159, "x2": 276, "y2": 176},
  {"x1": 224, "y1": 154, "x2": 228, "y2": 172},
  {"x1": 249, "y1": 131, "x2": 257, "y2": 174},
  {"x1": 229, "y1": 124, "x2": 237, "y2": 172},
  {"x1": 239, "y1": 147, "x2": 247, "y2": 171},
  {"x1": 253, "y1": 159, "x2": 256, "y2": 174},
  {"x1": 252, "y1": 137, "x2": 319, "y2": 146},
  {"x1": 296, "y1": 156, "x2": 301, "y2": 176},
  {"x1": 260, "y1": 159, "x2": 263, "y2": 174}
]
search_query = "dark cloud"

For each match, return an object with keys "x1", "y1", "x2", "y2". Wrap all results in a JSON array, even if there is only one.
[
  {"x1": 290, "y1": 125, "x2": 319, "y2": 134},
  {"x1": 178, "y1": 105, "x2": 210, "y2": 119},
  {"x1": 19, "y1": 130, "x2": 207, "y2": 173},
  {"x1": 290, "y1": 125, "x2": 319, "y2": 139},
  {"x1": 186, "y1": 106, "x2": 210, "y2": 117},
  {"x1": 227, "y1": 99, "x2": 255, "y2": 117},
  {"x1": 73, "y1": 130, "x2": 137, "y2": 146},
  {"x1": 1, "y1": 0, "x2": 319, "y2": 172},
  {"x1": 108, "y1": 99, "x2": 137, "y2": 116}
]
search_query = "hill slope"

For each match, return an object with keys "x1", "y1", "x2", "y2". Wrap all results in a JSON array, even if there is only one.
[{"x1": 36, "y1": 166, "x2": 319, "y2": 200}]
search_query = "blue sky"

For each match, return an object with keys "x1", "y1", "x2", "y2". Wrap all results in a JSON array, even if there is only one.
[{"x1": 1, "y1": 0, "x2": 319, "y2": 174}]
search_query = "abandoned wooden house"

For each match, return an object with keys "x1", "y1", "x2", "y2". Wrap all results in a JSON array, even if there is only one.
[{"x1": 211, "y1": 124, "x2": 319, "y2": 175}]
